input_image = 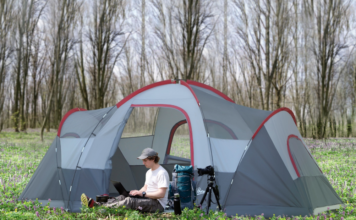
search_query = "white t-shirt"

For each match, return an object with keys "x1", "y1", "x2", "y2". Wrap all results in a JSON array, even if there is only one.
[{"x1": 144, "y1": 165, "x2": 170, "y2": 208}]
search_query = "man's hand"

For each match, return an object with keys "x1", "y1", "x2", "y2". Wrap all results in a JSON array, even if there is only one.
[
  {"x1": 129, "y1": 190, "x2": 140, "y2": 195},
  {"x1": 129, "y1": 184, "x2": 147, "y2": 196},
  {"x1": 131, "y1": 191, "x2": 143, "y2": 196}
]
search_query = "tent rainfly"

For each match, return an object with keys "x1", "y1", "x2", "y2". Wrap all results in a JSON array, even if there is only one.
[{"x1": 20, "y1": 79, "x2": 344, "y2": 217}]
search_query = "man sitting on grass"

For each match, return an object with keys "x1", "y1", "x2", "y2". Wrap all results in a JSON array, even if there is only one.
[{"x1": 81, "y1": 148, "x2": 169, "y2": 213}]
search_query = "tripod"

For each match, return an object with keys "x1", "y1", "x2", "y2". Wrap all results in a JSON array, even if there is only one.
[{"x1": 199, "y1": 175, "x2": 222, "y2": 214}]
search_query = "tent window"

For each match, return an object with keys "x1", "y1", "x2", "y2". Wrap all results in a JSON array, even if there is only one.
[
  {"x1": 205, "y1": 120, "x2": 238, "y2": 140},
  {"x1": 121, "y1": 107, "x2": 159, "y2": 138},
  {"x1": 288, "y1": 136, "x2": 323, "y2": 177},
  {"x1": 61, "y1": 132, "x2": 80, "y2": 138},
  {"x1": 167, "y1": 120, "x2": 190, "y2": 159}
]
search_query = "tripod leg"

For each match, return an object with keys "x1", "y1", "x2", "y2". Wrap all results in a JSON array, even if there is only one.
[
  {"x1": 212, "y1": 186, "x2": 222, "y2": 211},
  {"x1": 199, "y1": 186, "x2": 209, "y2": 208},
  {"x1": 206, "y1": 186, "x2": 212, "y2": 215}
]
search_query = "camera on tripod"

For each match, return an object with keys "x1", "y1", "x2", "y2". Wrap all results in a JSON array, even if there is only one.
[
  {"x1": 197, "y1": 165, "x2": 222, "y2": 214},
  {"x1": 197, "y1": 165, "x2": 214, "y2": 176}
]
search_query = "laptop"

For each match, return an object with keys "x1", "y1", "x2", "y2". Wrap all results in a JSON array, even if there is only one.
[{"x1": 111, "y1": 180, "x2": 149, "y2": 199}]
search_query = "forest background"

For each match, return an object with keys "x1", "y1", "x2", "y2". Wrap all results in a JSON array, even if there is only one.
[{"x1": 0, "y1": 0, "x2": 356, "y2": 140}]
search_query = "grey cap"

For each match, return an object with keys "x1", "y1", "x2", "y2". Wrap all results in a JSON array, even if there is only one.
[{"x1": 137, "y1": 148, "x2": 158, "y2": 160}]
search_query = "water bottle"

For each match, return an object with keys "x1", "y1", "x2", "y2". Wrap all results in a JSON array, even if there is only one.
[{"x1": 173, "y1": 193, "x2": 182, "y2": 215}]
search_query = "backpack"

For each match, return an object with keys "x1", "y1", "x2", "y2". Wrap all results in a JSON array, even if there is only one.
[{"x1": 168, "y1": 164, "x2": 197, "y2": 210}]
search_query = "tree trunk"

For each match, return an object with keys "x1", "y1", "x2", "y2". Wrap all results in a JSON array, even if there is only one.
[
  {"x1": 13, "y1": 34, "x2": 23, "y2": 132},
  {"x1": 222, "y1": 0, "x2": 228, "y2": 95},
  {"x1": 140, "y1": 0, "x2": 146, "y2": 88},
  {"x1": 41, "y1": 83, "x2": 55, "y2": 141},
  {"x1": 311, "y1": 0, "x2": 350, "y2": 139}
]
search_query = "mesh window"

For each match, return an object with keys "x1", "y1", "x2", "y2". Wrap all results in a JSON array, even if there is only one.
[
  {"x1": 205, "y1": 120, "x2": 238, "y2": 139},
  {"x1": 121, "y1": 107, "x2": 159, "y2": 138},
  {"x1": 170, "y1": 123, "x2": 190, "y2": 159},
  {"x1": 190, "y1": 86, "x2": 246, "y2": 139},
  {"x1": 288, "y1": 137, "x2": 322, "y2": 177},
  {"x1": 60, "y1": 106, "x2": 116, "y2": 138},
  {"x1": 190, "y1": 85, "x2": 271, "y2": 140}
]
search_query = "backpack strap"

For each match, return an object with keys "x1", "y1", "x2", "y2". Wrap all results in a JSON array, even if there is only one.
[
  {"x1": 172, "y1": 168, "x2": 178, "y2": 194},
  {"x1": 191, "y1": 174, "x2": 197, "y2": 202}
]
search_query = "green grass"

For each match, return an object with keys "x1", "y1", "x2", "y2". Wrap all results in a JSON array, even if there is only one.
[
  {"x1": 0, "y1": 132, "x2": 356, "y2": 219},
  {"x1": 170, "y1": 135, "x2": 190, "y2": 159},
  {"x1": 304, "y1": 138, "x2": 356, "y2": 204}
]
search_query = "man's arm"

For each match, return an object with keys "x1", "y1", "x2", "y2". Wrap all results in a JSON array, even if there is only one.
[
  {"x1": 135, "y1": 187, "x2": 167, "y2": 199},
  {"x1": 146, "y1": 187, "x2": 167, "y2": 199}
]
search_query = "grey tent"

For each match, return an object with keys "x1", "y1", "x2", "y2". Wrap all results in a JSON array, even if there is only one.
[{"x1": 20, "y1": 79, "x2": 343, "y2": 217}]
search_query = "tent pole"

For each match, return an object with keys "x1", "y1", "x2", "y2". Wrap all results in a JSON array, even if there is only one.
[
  {"x1": 197, "y1": 107, "x2": 215, "y2": 168},
  {"x1": 54, "y1": 137, "x2": 66, "y2": 210},
  {"x1": 221, "y1": 138, "x2": 252, "y2": 209},
  {"x1": 65, "y1": 106, "x2": 116, "y2": 211},
  {"x1": 108, "y1": 107, "x2": 138, "y2": 190}
]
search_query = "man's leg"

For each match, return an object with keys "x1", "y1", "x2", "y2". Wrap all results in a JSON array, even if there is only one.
[
  {"x1": 115, "y1": 197, "x2": 164, "y2": 213},
  {"x1": 81, "y1": 194, "x2": 127, "y2": 208},
  {"x1": 102, "y1": 195, "x2": 126, "y2": 208},
  {"x1": 81, "y1": 194, "x2": 163, "y2": 213}
]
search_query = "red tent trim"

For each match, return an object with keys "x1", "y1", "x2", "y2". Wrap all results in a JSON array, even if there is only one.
[
  {"x1": 287, "y1": 135, "x2": 301, "y2": 177},
  {"x1": 187, "y1": 80, "x2": 235, "y2": 103},
  {"x1": 165, "y1": 119, "x2": 238, "y2": 157},
  {"x1": 57, "y1": 108, "x2": 87, "y2": 137},
  {"x1": 131, "y1": 104, "x2": 195, "y2": 168},
  {"x1": 180, "y1": 80, "x2": 200, "y2": 105},
  {"x1": 116, "y1": 80, "x2": 176, "y2": 108},
  {"x1": 287, "y1": 134, "x2": 323, "y2": 177},
  {"x1": 252, "y1": 107, "x2": 297, "y2": 140},
  {"x1": 116, "y1": 80, "x2": 236, "y2": 110},
  {"x1": 166, "y1": 120, "x2": 187, "y2": 155}
]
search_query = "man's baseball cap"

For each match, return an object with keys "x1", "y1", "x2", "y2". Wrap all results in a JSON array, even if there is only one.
[{"x1": 137, "y1": 148, "x2": 158, "y2": 160}]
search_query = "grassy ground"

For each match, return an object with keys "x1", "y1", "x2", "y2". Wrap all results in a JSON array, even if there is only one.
[{"x1": 0, "y1": 131, "x2": 356, "y2": 219}]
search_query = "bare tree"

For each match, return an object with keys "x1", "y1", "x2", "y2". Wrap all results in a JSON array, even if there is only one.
[
  {"x1": 0, "y1": 0, "x2": 15, "y2": 131},
  {"x1": 349, "y1": 57, "x2": 356, "y2": 136},
  {"x1": 233, "y1": 0, "x2": 264, "y2": 109},
  {"x1": 233, "y1": 0, "x2": 292, "y2": 110},
  {"x1": 29, "y1": 25, "x2": 46, "y2": 128},
  {"x1": 153, "y1": 0, "x2": 214, "y2": 81},
  {"x1": 152, "y1": 0, "x2": 179, "y2": 78},
  {"x1": 306, "y1": 0, "x2": 352, "y2": 138},
  {"x1": 12, "y1": 0, "x2": 46, "y2": 132},
  {"x1": 74, "y1": 11, "x2": 89, "y2": 109},
  {"x1": 41, "y1": 0, "x2": 79, "y2": 140},
  {"x1": 1, "y1": 0, "x2": 356, "y2": 141},
  {"x1": 176, "y1": 0, "x2": 214, "y2": 80},
  {"x1": 222, "y1": 0, "x2": 228, "y2": 95},
  {"x1": 85, "y1": 0, "x2": 127, "y2": 109},
  {"x1": 269, "y1": 1, "x2": 292, "y2": 109},
  {"x1": 291, "y1": 1, "x2": 312, "y2": 137},
  {"x1": 140, "y1": 0, "x2": 146, "y2": 87}
]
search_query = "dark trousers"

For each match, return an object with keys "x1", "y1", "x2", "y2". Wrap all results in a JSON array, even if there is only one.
[{"x1": 97, "y1": 195, "x2": 164, "y2": 213}]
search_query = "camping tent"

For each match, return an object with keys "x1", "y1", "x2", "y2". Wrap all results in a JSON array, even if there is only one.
[{"x1": 19, "y1": 79, "x2": 343, "y2": 217}]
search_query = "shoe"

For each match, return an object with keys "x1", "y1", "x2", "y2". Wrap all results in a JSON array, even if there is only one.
[
  {"x1": 81, "y1": 193, "x2": 95, "y2": 208},
  {"x1": 81, "y1": 193, "x2": 89, "y2": 207}
]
